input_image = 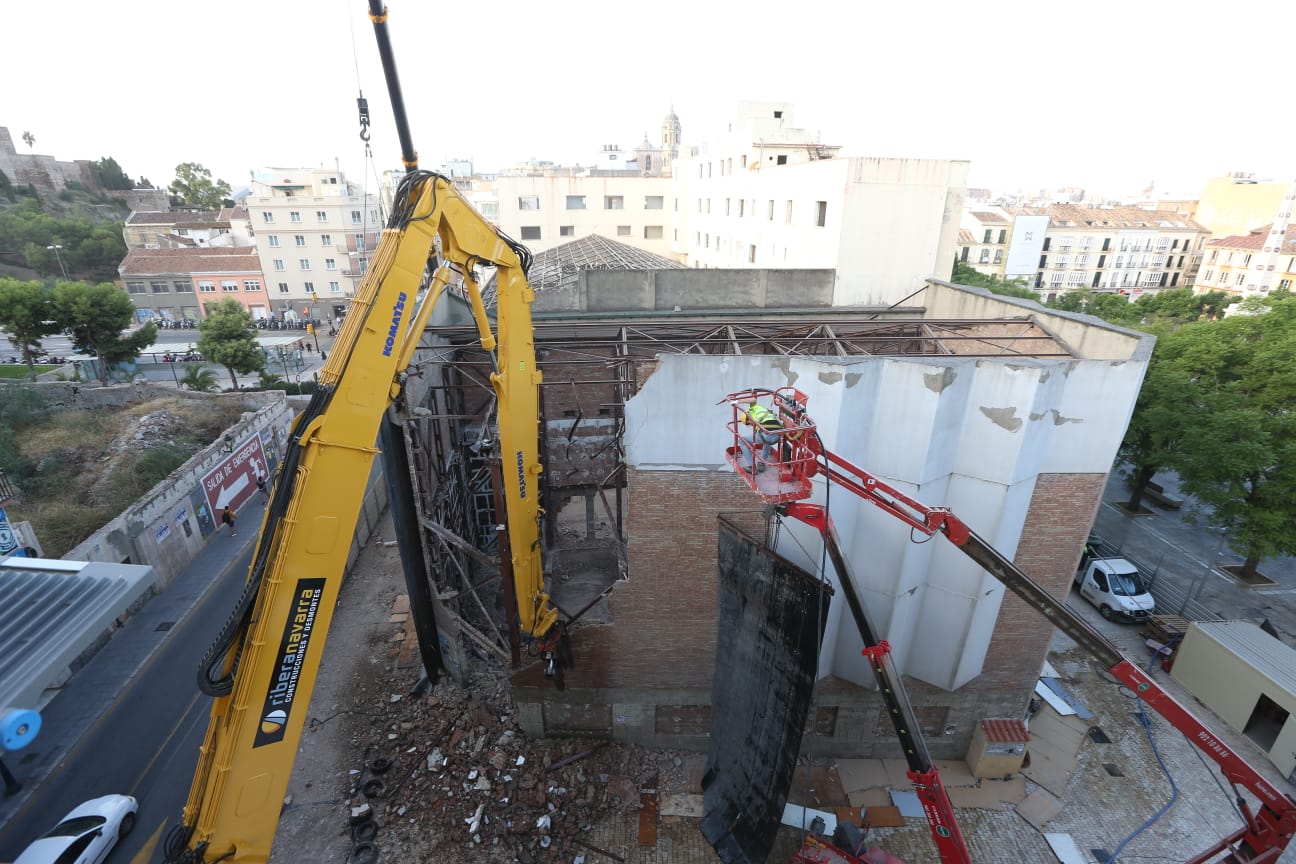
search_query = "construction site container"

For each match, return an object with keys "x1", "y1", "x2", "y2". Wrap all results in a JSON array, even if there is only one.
[
  {"x1": 1170, "y1": 620, "x2": 1296, "y2": 782},
  {"x1": 965, "y1": 718, "x2": 1029, "y2": 779}
]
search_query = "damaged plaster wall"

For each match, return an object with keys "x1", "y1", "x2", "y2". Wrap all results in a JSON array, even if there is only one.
[{"x1": 622, "y1": 348, "x2": 1147, "y2": 697}]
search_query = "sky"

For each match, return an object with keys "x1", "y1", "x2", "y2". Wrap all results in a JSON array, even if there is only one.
[{"x1": 3, "y1": 0, "x2": 1294, "y2": 201}]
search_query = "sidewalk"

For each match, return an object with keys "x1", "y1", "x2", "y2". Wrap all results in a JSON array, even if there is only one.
[{"x1": 0, "y1": 495, "x2": 268, "y2": 832}]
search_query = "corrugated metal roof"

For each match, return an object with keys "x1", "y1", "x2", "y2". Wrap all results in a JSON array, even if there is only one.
[
  {"x1": 0, "y1": 558, "x2": 156, "y2": 710},
  {"x1": 1188, "y1": 620, "x2": 1296, "y2": 694}
]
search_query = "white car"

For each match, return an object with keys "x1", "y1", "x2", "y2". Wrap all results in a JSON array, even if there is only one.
[{"x1": 13, "y1": 794, "x2": 138, "y2": 864}]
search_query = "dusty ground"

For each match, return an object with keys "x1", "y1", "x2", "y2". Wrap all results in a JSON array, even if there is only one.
[{"x1": 269, "y1": 511, "x2": 714, "y2": 864}]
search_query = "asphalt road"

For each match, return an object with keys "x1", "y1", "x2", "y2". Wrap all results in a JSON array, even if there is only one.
[{"x1": 0, "y1": 542, "x2": 254, "y2": 864}]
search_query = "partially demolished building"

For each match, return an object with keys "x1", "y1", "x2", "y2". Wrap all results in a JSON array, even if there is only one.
[{"x1": 399, "y1": 249, "x2": 1152, "y2": 764}]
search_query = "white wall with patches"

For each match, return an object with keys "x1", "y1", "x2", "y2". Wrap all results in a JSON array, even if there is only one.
[{"x1": 623, "y1": 347, "x2": 1146, "y2": 692}]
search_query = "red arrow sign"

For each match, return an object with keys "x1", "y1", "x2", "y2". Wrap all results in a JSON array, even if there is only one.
[{"x1": 202, "y1": 436, "x2": 270, "y2": 515}]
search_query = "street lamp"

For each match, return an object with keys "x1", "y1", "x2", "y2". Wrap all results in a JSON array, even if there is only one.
[{"x1": 45, "y1": 245, "x2": 69, "y2": 280}]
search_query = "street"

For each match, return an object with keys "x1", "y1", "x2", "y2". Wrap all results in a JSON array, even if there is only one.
[{"x1": 0, "y1": 533, "x2": 258, "y2": 864}]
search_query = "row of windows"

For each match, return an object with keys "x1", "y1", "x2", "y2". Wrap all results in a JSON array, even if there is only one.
[
  {"x1": 1044, "y1": 236, "x2": 1192, "y2": 253},
  {"x1": 694, "y1": 197, "x2": 829, "y2": 227},
  {"x1": 1207, "y1": 252, "x2": 1296, "y2": 271},
  {"x1": 1041, "y1": 271, "x2": 1177, "y2": 289},
  {"x1": 1038, "y1": 254, "x2": 1187, "y2": 270},
  {"x1": 520, "y1": 195, "x2": 667, "y2": 211},
  {"x1": 519, "y1": 225, "x2": 664, "y2": 241},
  {"x1": 260, "y1": 209, "x2": 375, "y2": 224},
  {"x1": 267, "y1": 233, "x2": 348, "y2": 248},
  {"x1": 981, "y1": 229, "x2": 1008, "y2": 244},
  {"x1": 129, "y1": 280, "x2": 262, "y2": 294},
  {"x1": 271, "y1": 258, "x2": 339, "y2": 272},
  {"x1": 276, "y1": 281, "x2": 343, "y2": 294},
  {"x1": 694, "y1": 232, "x2": 785, "y2": 264},
  {"x1": 697, "y1": 149, "x2": 787, "y2": 179}
]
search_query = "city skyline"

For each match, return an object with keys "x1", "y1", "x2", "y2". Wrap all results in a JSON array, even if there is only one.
[{"x1": 4, "y1": 0, "x2": 1294, "y2": 202}]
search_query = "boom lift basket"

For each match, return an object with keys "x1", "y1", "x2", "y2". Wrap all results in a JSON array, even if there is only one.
[{"x1": 723, "y1": 387, "x2": 819, "y2": 503}]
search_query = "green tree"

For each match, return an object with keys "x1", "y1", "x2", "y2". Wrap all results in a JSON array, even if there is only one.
[
  {"x1": 93, "y1": 157, "x2": 133, "y2": 191},
  {"x1": 21, "y1": 131, "x2": 34, "y2": 154},
  {"x1": 0, "y1": 278, "x2": 61, "y2": 379},
  {"x1": 178, "y1": 364, "x2": 219, "y2": 393},
  {"x1": 1161, "y1": 294, "x2": 1296, "y2": 579},
  {"x1": 196, "y1": 299, "x2": 264, "y2": 390},
  {"x1": 951, "y1": 260, "x2": 1038, "y2": 300},
  {"x1": 53, "y1": 281, "x2": 157, "y2": 384},
  {"x1": 169, "y1": 163, "x2": 232, "y2": 210}
]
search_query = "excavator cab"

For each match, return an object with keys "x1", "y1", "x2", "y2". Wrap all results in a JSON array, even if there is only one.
[{"x1": 722, "y1": 387, "x2": 819, "y2": 504}]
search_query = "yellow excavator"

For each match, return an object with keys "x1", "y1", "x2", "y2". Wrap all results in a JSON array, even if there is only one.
[{"x1": 163, "y1": 4, "x2": 558, "y2": 861}]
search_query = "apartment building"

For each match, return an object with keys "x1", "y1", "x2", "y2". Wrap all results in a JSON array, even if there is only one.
[
  {"x1": 123, "y1": 207, "x2": 252, "y2": 250},
  {"x1": 956, "y1": 210, "x2": 1012, "y2": 277},
  {"x1": 1195, "y1": 224, "x2": 1296, "y2": 297},
  {"x1": 118, "y1": 248, "x2": 268, "y2": 322},
  {"x1": 243, "y1": 168, "x2": 381, "y2": 321},
  {"x1": 1004, "y1": 204, "x2": 1208, "y2": 299},
  {"x1": 673, "y1": 101, "x2": 965, "y2": 306}
]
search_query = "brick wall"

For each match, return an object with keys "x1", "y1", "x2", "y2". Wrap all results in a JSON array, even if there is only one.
[{"x1": 971, "y1": 472, "x2": 1107, "y2": 693}]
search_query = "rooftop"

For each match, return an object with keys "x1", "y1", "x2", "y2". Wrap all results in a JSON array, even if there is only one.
[
  {"x1": 119, "y1": 247, "x2": 262, "y2": 276},
  {"x1": 1206, "y1": 223, "x2": 1296, "y2": 252}
]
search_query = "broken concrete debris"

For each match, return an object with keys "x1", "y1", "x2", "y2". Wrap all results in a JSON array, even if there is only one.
[{"x1": 316, "y1": 667, "x2": 696, "y2": 862}]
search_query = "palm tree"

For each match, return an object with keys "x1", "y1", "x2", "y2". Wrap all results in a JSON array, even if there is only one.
[
  {"x1": 21, "y1": 131, "x2": 34, "y2": 154},
  {"x1": 179, "y1": 365, "x2": 219, "y2": 393}
]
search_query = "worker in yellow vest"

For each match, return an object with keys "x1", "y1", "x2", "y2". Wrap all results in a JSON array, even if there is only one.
[{"x1": 743, "y1": 402, "x2": 782, "y2": 473}]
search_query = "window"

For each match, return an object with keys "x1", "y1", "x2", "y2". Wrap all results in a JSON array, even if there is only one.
[
  {"x1": 1050, "y1": 272, "x2": 1064, "y2": 287},
  {"x1": 1102, "y1": 238, "x2": 1111, "y2": 252},
  {"x1": 706, "y1": 199, "x2": 711, "y2": 214},
  {"x1": 1242, "y1": 253, "x2": 1252, "y2": 266},
  {"x1": 316, "y1": 210, "x2": 328, "y2": 222},
  {"x1": 299, "y1": 258, "x2": 311, "y2": 270},
  {"x1": 1077, "y1": 254, "x2": 1089, "y2": 266},
  {"x1": 221, "y1": 280, "x2": 238, "y2": 293},
  {"x1": 1151, "y1": 255, "x2": 1165, "y2": 267},
  {"x1": 785, "y1": 200, "x2": 793, "y2": 223},
  {"x1": 1056, "y1": 255, "x2": 1070, "y2": 269},
  {"x1": 262, "y1": 212, "x2": 274, "y2": 223},
  {"x1": 775, "y1": 154, "x2": 788, "y2": 165},
  {"x1": 304, "y1": 281, "x2": 314, "y2": 294},
  {"x1": 604, "y1": 195, "x2": 624, "y2": 210},
  {"x1": 1236, "y1": 273, "x2": 1246, "y2": 287},
  {"x1": 725, "y1": 198, "x2": 731, "y2": 216},
  {"x1": 748, "y1": 244, "x2": 756, "y2": 263},
  {"x1": 1157, "y1": 238, "x2": 1170, "y2": 251},
  {"x1": 566, "y1": 195, "x2": 586, "y2": 210},
  {"x1": 243, "y1": 280, "x2": 260, "y2": 292},
  {"x1": 999, "y1": 229, "x2": 1007, "y2": 244},
  {"x1": 645, "y1": 195, "x2": 664, "y2": 210},
  {"x1": 325, "y1": 258, "x2": 337, "y2": 270},
  {"x1": 273, "y1": 259, "x2": 285, "y2": 271},
  {"x1": 1202, "y1": 270, "x2": 1214, "y2": 282},
  {"x1": 994, "y1": 250, "x2": 1003, "y2": 264},
  {"x1": 198, "y1": 281, "x2": 216, "y2": 293},
  {"x1": 351, "y1": 210, "x2": 362, "y2": 223},
  {"x1": 1142, "y1": 272, "x2": 1162, "y2": 287},
  {"x1": 329, "y1": 281, "x2": 341, "y2": 292},
  {"x1": 295, "y1": 235, "x2": 306, "y2": 246},
  {"x1": 268, "y1": 235, "x2": 280, "y2": 247},
  {"x1": 321, "y1": 234, "x2": 332, "y2": 246},
  {"x1": 644, "y1": 225, "x2": 663, "y2": 239},
  {"x1": 983, "y1": 229, "x2": 993, "y2": 244},
  {"x1": 1209, "y1": 250, "x2": 1218, "y2": 263},
  {"x1": 979, "y1": 249, "x2": 990, "y2": 263},
  {"x1": 1279, "y1": 279, "x2": 1292, "y2": 291},
  {"x1": 738, "y1": 200, "x2": 745, "y2": 218},
  {"x1": 616, "y1": 225, "x2": 631, "y2": 236},
  {"x1": 1220, "y1": 273, "x2": 1230, "y2": 286},
  {"x1": 519, "y1": 196, "x2": 540, "y2": 210},
  {"x1": 768, "y1": 200, "x2": 775, "y2": 221},
  {"x1": 1058, "y1": 237, "x2": 1073, "y2": 250},
  {"x1": 816, "y1": 201, "x2": 827, "y2": 227},
  {"x1": 354, "y1": 233, "x2": 366, "y2": 250},
  {"x1": 520, "y1": 226, "x2": 541, "y2": 240},
  {"x1": 1067, "y1": 271, "x2": 1087, "y2": 286},
  {"x1": 1114, "y1": 255, "x2": 1124, "y2": 269},
  {"x1": 290, "y1": 211, "x2": 301, "y2": 222},
  {"x1": 278, "y1": 282, "x2": 290, "y2": 294},
  {"x1": 1079, "y1": 235, "x2": 1092, "y2": 251},
  {"x1": 560, "y1": 225, "x2": 574, "y2": 237},
  {"x1": 174, "y1": 281, "x2": 193, "y2": 293}
]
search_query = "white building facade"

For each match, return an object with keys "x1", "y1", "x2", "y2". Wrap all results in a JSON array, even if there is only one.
[{"x1": 243, "y1": 168, "x2": 382, "y2": 321}]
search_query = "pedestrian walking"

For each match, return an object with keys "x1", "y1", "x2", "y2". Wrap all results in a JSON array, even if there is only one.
[
  {"x1": 320, "y1": 350, "x2": 327, "y2": 362},
  {"x1": 256, "y1": 473, "x2": 269, "y2": 502},
  {"x1": 221, "y1": 505, "x2": 237, "y2": 536}
]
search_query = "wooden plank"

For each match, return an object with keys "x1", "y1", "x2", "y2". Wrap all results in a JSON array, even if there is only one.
[
  {"x1": 1044, "y1": 833, "x2": 1089, "y2": 864},
  {"x1": 637, "y1": 790, "x2": 658, "y2": 846},
  {"x1": 864, "y1": 805, "x2": 905, "y2": 828}
]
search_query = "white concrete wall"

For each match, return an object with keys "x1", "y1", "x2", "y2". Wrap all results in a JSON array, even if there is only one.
[{"x1": 623, "y1": 346, "x2": 1145, "y2": 693}]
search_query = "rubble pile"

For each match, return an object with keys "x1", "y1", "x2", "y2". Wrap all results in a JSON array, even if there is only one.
[{"x1": 331, "y1": 667, "x2": 692, "y2": 863}]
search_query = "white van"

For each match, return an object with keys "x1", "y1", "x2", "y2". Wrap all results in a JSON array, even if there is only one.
[{"x1": 1074, "y1": 554, "x2": 1156, "y2": 622}]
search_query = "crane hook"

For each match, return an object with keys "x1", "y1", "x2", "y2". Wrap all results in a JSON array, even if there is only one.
[{"x1": 357, "y1": 94, "x2": 371, "y2": 143}]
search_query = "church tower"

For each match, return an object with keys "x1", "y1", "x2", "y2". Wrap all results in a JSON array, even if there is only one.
[{"x1": 660, "y1": 106, "x2": 681, "y2": 177}]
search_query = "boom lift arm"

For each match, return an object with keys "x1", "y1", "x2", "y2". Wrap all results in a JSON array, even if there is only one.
[
  {"x1": 165, "y1": 7, "x2": 559, "y2": 862},
  {"x1": 723, "y1": 387, "x2": 1296, "y2": 864}
]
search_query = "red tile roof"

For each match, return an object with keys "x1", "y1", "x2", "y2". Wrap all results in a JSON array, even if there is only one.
[
  {"x1": 969, "y1": 211, "x2": 1009, "y2": 224},
  {"x1": 1205, "y1": 224, "x2": 1296, "y2": 251},
  {"x1": 119, "y1": 247, "x2": 263, "y2": 276},
  {"x1": 979, "y1": 718, "x2": 1029, "y2": 742}
]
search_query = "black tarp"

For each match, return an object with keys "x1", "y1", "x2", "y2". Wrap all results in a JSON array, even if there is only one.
[{"x1": 702, "y1": 515, "x2": 832, "y2": 864}]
